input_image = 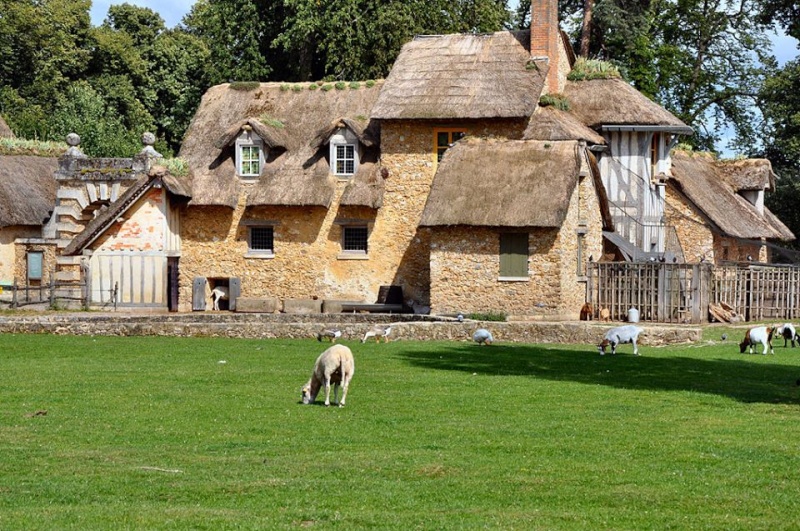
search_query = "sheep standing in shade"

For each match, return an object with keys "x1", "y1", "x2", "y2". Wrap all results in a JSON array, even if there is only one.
[
  {"x1": 362, "y1": 325, "x2": 391, "y2": 343},
  {"x1": 301, "y1": 344, "x2": 355, "y2": 407},
  {"x1": 775, "y1": 323, "x2": 798, "y2": 348},
  {"x1": 739, "y1": 326, "x2": 775, "y2": 355},
  {"x1": 473, "y1": 328, "x2": 494, "y2": 345},
  {"x1": 597, "y1": 325, "x2": 644, "y2": 356},
  {"x1": 317, "y1": 329, "x2": 342, "y2": 342}
]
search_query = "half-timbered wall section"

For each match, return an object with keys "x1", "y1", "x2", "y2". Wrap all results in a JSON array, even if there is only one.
[{"x1": 599, "y1": 131, "x2": 669, "y2": 254}]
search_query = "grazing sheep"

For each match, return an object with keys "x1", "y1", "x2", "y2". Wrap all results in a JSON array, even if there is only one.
[
  {"x1": 597, "y1": 325, "x2": 644, "y2": 356},
  {"x1": 739, "y1": 326, "x2": 775, "y2": 355},
  {"x1": 301, "y1": 344, "x2": 355, "y2": 407},
  {"x1": 580, "y1": 302, "x2": 594, "y2": 321},
  {"x1": 775, "y1": 323, "x2": 798, "y2": 348},
  {"x1": 210, "y1": 286, "x2": 229, "y2": 311},
  {"x1": 473, "y1": 328, "x2": 494, "y2": 345},
  {"x1": 599, "y1": 307, "x2": 611, "y2": 322},
  {"x1": 362, "y1": 325, "x2": 391, "y2": 343},
  {"x1": 317, "y1": 329, "x2": 342, "y2": 343}
]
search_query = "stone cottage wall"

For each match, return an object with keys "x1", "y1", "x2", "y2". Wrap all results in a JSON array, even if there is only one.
[
  {"x1": 665, "y1": 185, "x2": 714, "y2": 263},
  {"x1": 178, "y1": 118, "x2": 527, "y2": 312},
  {"x1": 1, "y1": 227, "x2": 40, "y2": 283},
  {"x1": 428, "y1": 158, "x2": 604, "y2": 318}
]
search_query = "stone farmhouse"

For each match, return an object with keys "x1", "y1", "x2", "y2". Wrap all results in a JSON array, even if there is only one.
[{"x1": 2, "y1": 0, "x2": 793, "y2": 317}]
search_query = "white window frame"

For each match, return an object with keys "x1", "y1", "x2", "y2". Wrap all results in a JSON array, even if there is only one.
[
  {"x1": 329, "y1": 128, "x2": 359, "y2": 177},
  {"x1": 235, "y1": 130, "x2": 265, "y2": 179}
]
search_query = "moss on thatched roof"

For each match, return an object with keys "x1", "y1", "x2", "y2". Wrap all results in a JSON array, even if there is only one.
[
  {"x1": 669, "y1": 151, "x2": 793, "y2": 241},
  {"x1": 524, "y1": 106, "x2": 605, "y2": 144},
  {"x1": 372, "y1": 31, "x2": 545, "y2": 120},
  {"x1": 180, "y1": 81, "x2": 383, "y2": 208},
  {"x1": 564, "y1": 78, "x2": 692, "y2": 133},
  {"x1": 419, "y1": 138, "x2": 583, "y2": 227},
  {"x1": 0, "y1": 155, "x2": 57, "y2": 228}
]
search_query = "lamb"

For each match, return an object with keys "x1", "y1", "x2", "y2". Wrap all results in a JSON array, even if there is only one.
[
  {"x1": 599, "y1": 307, "x2": 611, "y2": 322},
  {"x1": 739, "y1": 326, "x2": 775, "y2": 355},
  {"x1": 775, "y1": 323, "x2": 798, "y2": 348},
  {"x1": 301, "y1": 344, "x2": 355, "y2": 407},
  {"x1": 597, "y1": 325, "x2": 644, "y2": 356},
  {"x1": 210, "y1": 286, "x2": 229, "y2": 311},
  {"x1": 362, "y1": 324, "x2": 391, "y2": 343}
]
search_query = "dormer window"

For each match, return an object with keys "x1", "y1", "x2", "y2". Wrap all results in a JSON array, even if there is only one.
[
  {"x1": 330, "y1": 128, "x2": 359, "y2": 177},
  {"x1": 235, "y1": 129, "x2": 265, "y2": 178}
]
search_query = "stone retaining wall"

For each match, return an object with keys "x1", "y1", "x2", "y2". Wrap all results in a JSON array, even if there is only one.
[{"x1": 0, "y1": 312, "x2": 701, "y2": 346}]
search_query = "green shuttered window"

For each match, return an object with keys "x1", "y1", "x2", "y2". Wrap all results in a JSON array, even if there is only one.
[{"x1": 499, "y1": 233, "x2": 528, "y2": 279}]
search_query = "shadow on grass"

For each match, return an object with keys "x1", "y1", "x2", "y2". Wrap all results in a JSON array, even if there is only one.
[{"x1": 397, "y1": 344, "x2": 800, "y2": 405}]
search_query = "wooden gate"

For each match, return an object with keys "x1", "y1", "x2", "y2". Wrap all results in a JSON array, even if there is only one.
[{"x1": 588, "y1": 262, "x2": 712, "y2": 324}]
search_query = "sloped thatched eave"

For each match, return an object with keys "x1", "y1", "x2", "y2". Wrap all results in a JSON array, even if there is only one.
[{"x1": 420, "y1": 139, "x2": 582, "y2": 228}]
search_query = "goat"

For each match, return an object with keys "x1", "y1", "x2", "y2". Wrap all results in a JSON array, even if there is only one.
[
  {"x1": 775, "y1": 323, "x2": 798, "y2": 348},
  {"x1": 599, "y1": 307, "x2": 611, "y2": 322},
  {"x1": 739, "y1": 326, "x2": 775, "y2": 355},
  {"x1": 210, "y1": 285, "x2": 229, "y2": 311},
  {"x1": 317, "y1": 329, "x2": 342, "y2": 343},
  {"x1": 301, "y1": 344, "x2": 355, "y2": 407},
  {"x1": 580, "y1": 302, "x2": 594, "y2": 321},
  {"x1": 362, "y1": 325, "x2": 391, "y2": 343},
  {"x1": 473, "y1": 328, "x2": 494, "y2": 345},
  {"x1": 597, "y1": 325, "x2": 644, "y2": 356}
]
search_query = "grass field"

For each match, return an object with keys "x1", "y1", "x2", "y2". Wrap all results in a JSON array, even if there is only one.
[{"x1": 2, "y1": 329, "x2": 800, "y2": 530}]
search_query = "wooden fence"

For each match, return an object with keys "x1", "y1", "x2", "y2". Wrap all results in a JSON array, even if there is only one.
[
  {"x1": 1, "y1": 278, "x2": 118, "y2": 310},
  {"x1": 588, "y1": 262, "x2": 800, "y2": 324}
]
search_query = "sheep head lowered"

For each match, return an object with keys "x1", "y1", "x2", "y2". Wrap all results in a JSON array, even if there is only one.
[{"x1": 301, "y1": 344, "x2": 355, "y2": 407}]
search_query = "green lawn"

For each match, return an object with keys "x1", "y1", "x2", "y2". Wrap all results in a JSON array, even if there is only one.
[{"x1": 2, "y1": 331, "x2": 800, "y2": 529}]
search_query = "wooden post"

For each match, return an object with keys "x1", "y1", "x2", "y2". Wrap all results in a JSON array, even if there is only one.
[{"x1": 49, "y1": 274, "x2": 55, "y2": 308}]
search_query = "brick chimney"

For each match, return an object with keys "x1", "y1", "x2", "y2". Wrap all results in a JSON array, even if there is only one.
[{"x1": 530, "y1": 0, "x2": 561, "y2": 94}]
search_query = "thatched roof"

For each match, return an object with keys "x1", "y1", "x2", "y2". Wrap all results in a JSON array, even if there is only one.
[
  {"x1": 214, "y1": 118, "x2": 291, "y2": 150},
  {"x1": 524, "y1": 106, "x2": 605, "y2": 144},
  {"x1": 0, "y1": 155, "x2": 57, "y2": 227},
  {"x1": 180, "y1": 82, "x2": 384, "y2": 208},
  {"x1": 564, "y1": 78, "x2": 693, "y2": 133},
  {"x1": 419, "y1": 138, "x2": 583, "y2": 227},
  {"x1": 340, "y1": 162, "x2": 386, "y2": 208},
  {"x1": 310, "y1": 117, "x2": 378, "y2": 150},
  {"x1": 0, "y1": 115, "x2": 13, "y2": 138},
  {"x1": 372, "y1": 31, "x2": 546, "y2": 120},
  {"x1": 669, "y1": 151, "x2": 793, "y2": 241},
  {"x1": 718, "y1": 158, "x2": 776, "y2": 192}
]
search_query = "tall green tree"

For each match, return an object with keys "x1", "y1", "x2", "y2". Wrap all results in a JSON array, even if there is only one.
[{"x1": 561, "y1": 0, "x2": 774, "y2": 151}]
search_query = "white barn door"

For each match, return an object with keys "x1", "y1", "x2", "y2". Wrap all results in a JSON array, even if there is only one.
[{"x1": 89, "y1": 251, "x2": 167, "y2": 307}]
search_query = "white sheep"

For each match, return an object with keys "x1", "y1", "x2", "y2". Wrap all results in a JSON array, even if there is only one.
[
  {"x1": 210, "y1": 285, "x2": 229, "y2": 311},
  {"x1": 739, "y1": 326, "x2": 775, "y2": 355},
  {"x1": 473, "y1": 328, "x2": 494, "y2": 345},
  {"x1": 362, "y1": 325, "x2": 391, "y2": 343},
  {"x1": 597, "y1": 325, "x2": 644, "y2": 356},
  {"x1": 775, "y1": 323, "x2": 798, "y2": 348},
  {"x1": 301, "y1": 344, "x2": 355, "y2": 407}
]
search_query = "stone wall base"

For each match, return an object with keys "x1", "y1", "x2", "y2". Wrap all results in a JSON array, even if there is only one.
[{"x1": 0, "y1": 313, "x2": 701, "y2": 346}]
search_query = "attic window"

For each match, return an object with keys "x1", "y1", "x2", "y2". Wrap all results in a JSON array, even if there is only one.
[
  {"x1": 235, "y1": 130, "x2": 265, "y2": 178},
  {"x1": 330, "y1": 128, "x2": 359, "y2": 177}
]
